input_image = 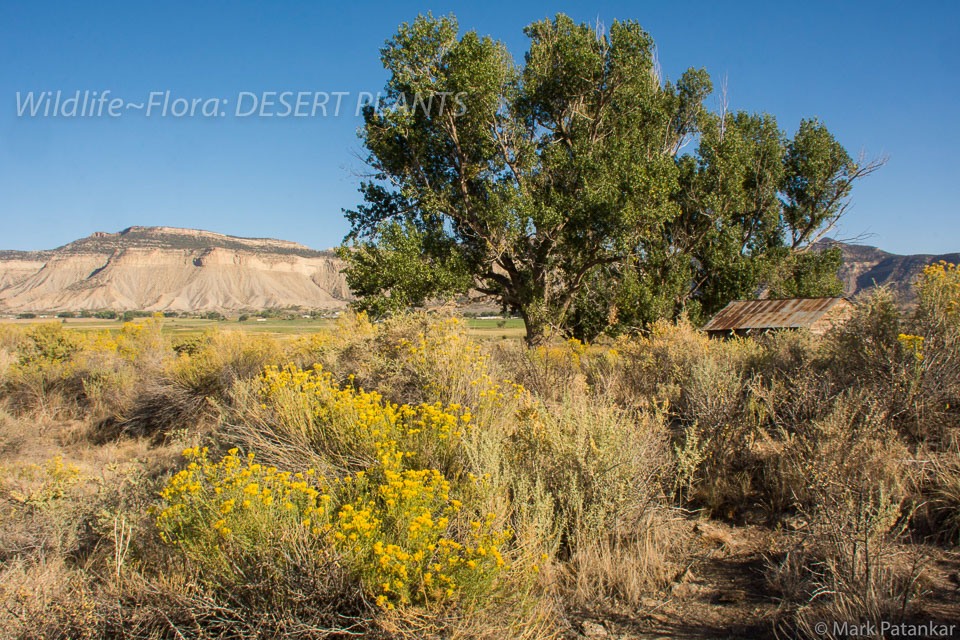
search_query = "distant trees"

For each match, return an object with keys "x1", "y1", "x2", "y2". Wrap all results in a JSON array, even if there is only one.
[
  {"x1": 9, "y1": 309, "x2": 258, "y2": 321},
  {"x1": 120, "y1": 310, "x2": 154, "y2": 323},
  {"x1": 338, "y1": 13, "x2": 882, "y2": 344}
]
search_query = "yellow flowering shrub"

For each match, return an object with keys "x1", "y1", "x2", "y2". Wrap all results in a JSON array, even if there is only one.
[
  {"x1": 509, "y1": 337, "x2": 590, "y2": 400},
  {"x1": 897, "y1": 333, "x2": 924, "y2": 360},
  {"x1": 392, "y1": 315, "x2": 533, "y2": 436},
  {"x1": 535, "y1": 337, "x2": 586, "y2": 369},
  {"x1": 8, "y1": 323, "x2": 81, "y2": 381},
  {"x1": 396, "y1": 316, "x2": 495, "y2": 406},
  {"x1": 167, "y1": 330, "x2": 287, "y2": 399},
  {"x1": 155, "y1": 364, "x2": 515, "y2": 609},
  {"x1": 3, "y1": 319, "x2": 173, "y2": 416},
  {"x1": 910, "y1": 260, "x2": 960, "y2": 434},
  {"x1": 334, "y1": 450, "x2": 510, "y2": 608},
  {"x1": 2, "y1": 456, "x2": 82, "y2": 508},
  {"x1": 336, "y1": 310, "x2": 377, "y2": 341},
  {"x1": 82, "y1": 317, "x2": 165, "y2": 363},
  {"x1": 3, "y1": 324, "x2": 87, "y2": 411},
  {"x1": 73, "y1": 320, "x2": 168, "y2": 409},
  {"x1": 151, "y1": 446, "x2": 328, "y2": 579},
  {"x1": 256, "y1": 363, "x2": 474, "y2": 474},
  {"x1": 289, "y1": 331, "x2": 331, "y2": 362},
  {"x1": 918, "y1": 261, "x2": 960, "y2": 322}
]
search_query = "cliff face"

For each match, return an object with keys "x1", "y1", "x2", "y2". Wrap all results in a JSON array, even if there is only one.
[
  {"x1": 822, "y1": 240, "x2": 960, "y2": 304},
  {"x1": 0, "y1": 226, "x2": 352, "y2": 312}
]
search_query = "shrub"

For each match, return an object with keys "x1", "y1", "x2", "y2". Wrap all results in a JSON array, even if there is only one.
[
  {"x1": 3, "y1": 323, "x2": 84, "y2": 415},
  {"x1": 908, "y1": 261, "x2": 960, "y2": 441},
  {"x1": 5, "y1": 293, "x2": 958, "y2": 637},
  {"x1": 1, "y1": 455, "x2": 82, "y2": 508},
  {"x1": 928, "y1": 448, "x2": 960, "y2": 544},
  {"x1": 827, "y1": 281, "x2": 959, "y2": 442},
  {"x1": 232, "y1": 363, "x2": 471, "y2": 472},
  {"x1": 222, "y1": 346, "x2": 678, "y2": 612},
  {"x1": 498, "y1": 392, "x2": 677, "y2": 607},
  {"x1": 766, "y1": 390, "x2": 923, "y2": 636},
  {"x1": 486, "y1": 337, "x2": 591, "y2": 406},
  {"x1": 913, "y1": 443, "x2": 960, "y2": 545},
  {"x1": 391, "y1": 313, "x2": 496, "y2": 406},
  {"x1": 155, "y1": 441, "x2": 515, "y2": 610},
  {"x1": 105, "y1": 330, "x2": 284, "y2": 441},
  {"x1": 502, "y1": 394, "x2": 670, "y2": 553}
]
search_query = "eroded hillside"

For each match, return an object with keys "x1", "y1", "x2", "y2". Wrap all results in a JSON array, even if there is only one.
[{"x1": 0, "y1": 226, "x2": 352, "y2": 312}]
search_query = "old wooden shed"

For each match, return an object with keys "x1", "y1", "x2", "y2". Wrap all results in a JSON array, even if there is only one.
[{"x1": 702, "y1": 297, "x2": 853, "y2": 338}]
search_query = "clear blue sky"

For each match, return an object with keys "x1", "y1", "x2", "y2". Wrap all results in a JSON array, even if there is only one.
[{"x1": 1, "y1": 0, "x2": 957, "y2": 254}]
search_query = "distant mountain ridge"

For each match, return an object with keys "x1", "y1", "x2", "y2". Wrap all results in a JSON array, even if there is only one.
[
  {"x1": 0, "y1": 227, "x2": 954, "y2": 313},
  {"x1": 822, "y1": 239, "x2": 960, "y2": 304},
  {"x1": 0, "y1": 226, "x2": 330, "y2": 260},
  {"x1": 0, "y1": 226, "x2": 350, "y2": 313}
]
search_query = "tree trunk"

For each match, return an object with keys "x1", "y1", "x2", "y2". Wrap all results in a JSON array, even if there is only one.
[{"x1": 520, "y1": 310, "x2": 547, "y2": 347}]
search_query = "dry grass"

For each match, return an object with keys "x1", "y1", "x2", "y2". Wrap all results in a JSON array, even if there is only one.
[{"x1": 0, "y1": 265, "x2": 956, "y2": 638}]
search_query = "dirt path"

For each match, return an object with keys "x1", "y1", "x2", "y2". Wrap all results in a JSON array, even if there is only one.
[
  {"x1": 636, "y1": 523, "x2": 779, "y2": 639},
  {"x1": 565, "y1": 522, "x2": 780, "y2": 639},
  {"x1": 567, "y1": 521, "x2": 960, "y2": 640}
]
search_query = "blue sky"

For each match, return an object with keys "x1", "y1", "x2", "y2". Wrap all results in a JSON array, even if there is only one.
[{"x1": 1, "y1": 1, "x2": 957, "y2": 254}]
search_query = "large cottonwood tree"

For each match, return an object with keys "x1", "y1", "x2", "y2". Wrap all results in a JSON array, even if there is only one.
[{"x1": 339, "y1": 13, "x2": 879, "y2": 344}]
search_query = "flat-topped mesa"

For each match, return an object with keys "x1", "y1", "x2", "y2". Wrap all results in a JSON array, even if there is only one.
[
  {"x1": 124, "y1": 226, "x2": 316, "y2": 251},
  {"x1": 0, "y1": 226, "x2": 351, "y2": 313},
  {"x1": 52, "y1": 226, "x2": 331, "y2": 258}
]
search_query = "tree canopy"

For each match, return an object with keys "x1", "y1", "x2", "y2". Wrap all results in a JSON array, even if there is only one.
[{"x1": 338, "y1": 13, "x2": 880, "y2": 344}]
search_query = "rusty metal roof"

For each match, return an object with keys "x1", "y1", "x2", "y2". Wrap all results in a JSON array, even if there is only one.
[{"x1": 702, "y1": 297, "x2": 851, "y2": 332}]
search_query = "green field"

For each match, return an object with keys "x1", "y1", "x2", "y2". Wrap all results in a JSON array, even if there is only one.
[{"x1": 1, "y1": 315, "x2": 528, "y2": 339}]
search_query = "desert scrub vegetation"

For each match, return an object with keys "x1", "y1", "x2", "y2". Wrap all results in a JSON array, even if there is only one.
[{"x1": 0, "y1": 265, "x2": 958, "y2": 638}]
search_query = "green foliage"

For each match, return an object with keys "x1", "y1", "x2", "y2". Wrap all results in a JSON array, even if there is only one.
[
  {"x1": 119, "y1": 310, "x2": 153, "y2": 323},
  {"x1": 342, "y1": 13, "x2": 705, "y2": 344},
  {"x1": 342, "y1": 13, "x2": 876, "y2": 343},
  {"x1": 336, "y1": 220, "x2": 472, "y2": 316},
  {"x1": 577, "y1": 115, "x2": 866, "y2": 338},
  {"x1": 768, "y1": 247, "x2": 844, "y2": 299}
]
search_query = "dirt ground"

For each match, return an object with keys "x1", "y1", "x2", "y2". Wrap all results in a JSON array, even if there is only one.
[{"x1": 567, "y1": 522, "x2": 960, "y2": 639}]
